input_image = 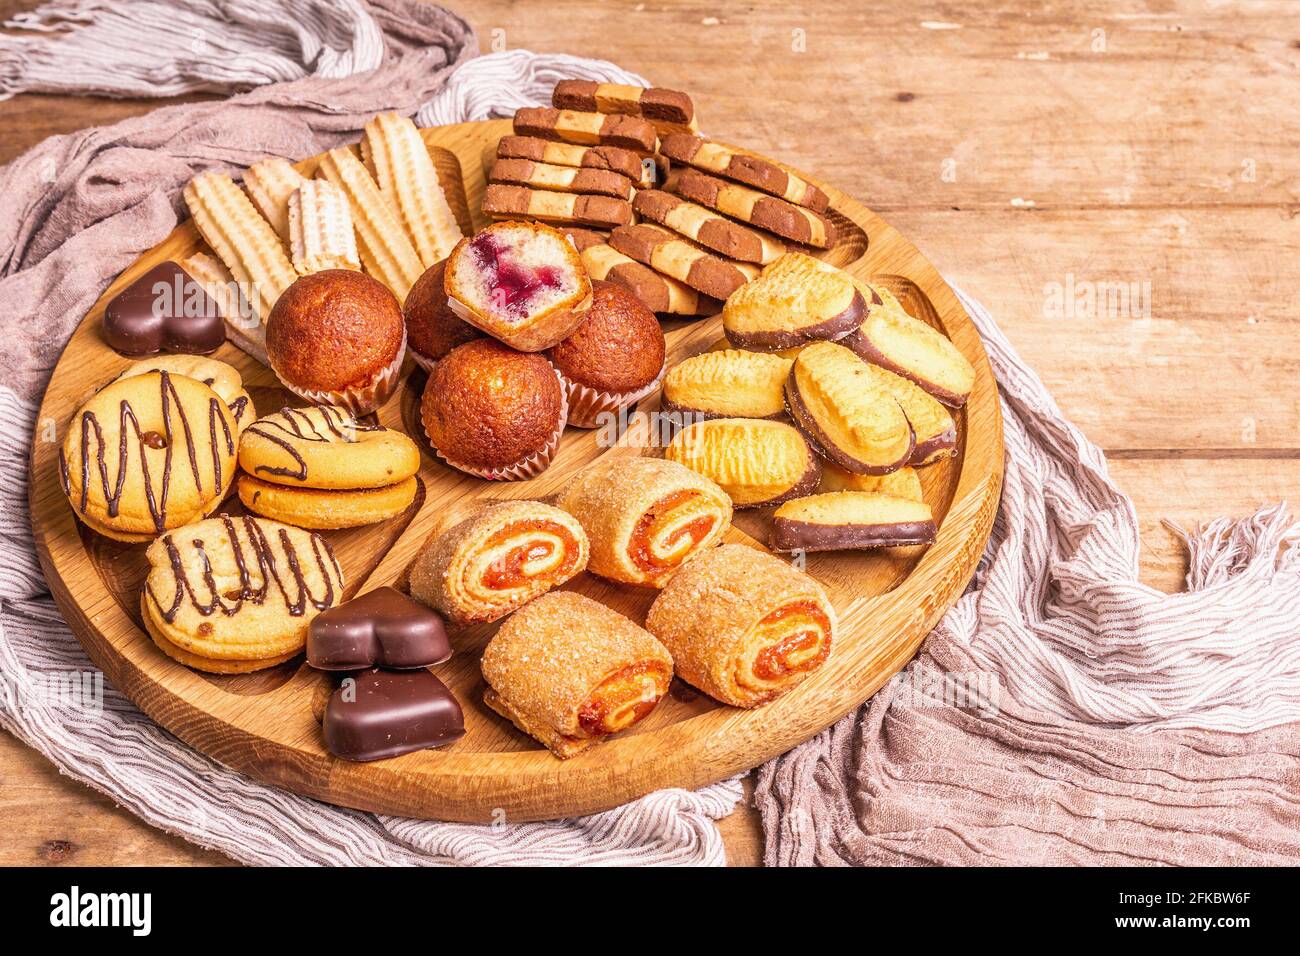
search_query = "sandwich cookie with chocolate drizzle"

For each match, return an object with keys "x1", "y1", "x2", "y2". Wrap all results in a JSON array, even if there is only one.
[
  {"x1": 237, "y1": 404, "x2": 421, "y2": 530},
  {"x1": 140, "y1": 514, "x2": 345, "y2": 673},
  {"x1": 59, "y1": 369, "x2": 239, "y2": 542}
]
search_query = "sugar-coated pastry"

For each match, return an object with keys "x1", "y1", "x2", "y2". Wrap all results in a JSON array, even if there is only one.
[
  {"x1": 114, "y1": 355, "x2": 252, "y2": 436},
  {"x1": 723, "y1": 253, "x2": 864, "y2": 351},
  {"x1": 481, "y1": 591, "x2": 674, "y2": 759},
  {"x1": 842, "y1": 286, "x2": 976, "y2": 408},
  {"x1": 609, "y1": 223, "x2": 760, "y2": 301},
  {"x1": 820, "y1": 463, "x2": 923, "y2": 500},
  {"x1": 671, "y1": 168, "x2": 836, "y2": 249},
  {"x1": 552, "y1": 80, "x2": 696, "y2": 136},
  {"x1": 102, "y1": 261, "x2": 225, "y2": 357},
  {"x1": 238, "y1": 404, "x2": 420, "y2": 489},
  {"x1": 544, "y1": 280, "x2": 666, "y2": 427},
  {"x1": 420, "y1": 339, "x2": 567, "y2": 480},
  {"x1": 785, "y1": 341, "x2": 914, "y2": 475},
  {"x1": 444, "y1": 221, "x2": 593, "y2": 352},
  {"x1": 408, "y1": 500, "x2": 589, "y2": 625},
  {"x1": 664, "y1": 417, "x2": 820, "y2": 508},
  {"x1": 658, "y1": 134, "x2": 830, "y2": 212},
  {"x1": 633, "y1": 190, "x2": 785, "y2": 264},
  {"x1": 646, "y1": 543, "x2": 835, "y2": 707},
  {"x1": 60, "y1": 370, "x2": 237, "y2": 542},
  {"x1": 580, "y1": 243, "x2": 719, "y2": 316},
  {"x1": 141, "y1": 514, "x2": 344, "y2": 673},
  {"x1": 265, "y1": 270, "x2": 407, "y2": 414},
  {"x1": 662, "y1": 349, "x2": 792, "y2": 420},
  {"x1": 556, "y1": 457, "x2": 733, "y2": 588},
  {"x1": 770, "y1": 492, "x2": 936, "y2": 553},
  {"x1": 403, "y1": 259, "x2": 483, "y2": 371}
]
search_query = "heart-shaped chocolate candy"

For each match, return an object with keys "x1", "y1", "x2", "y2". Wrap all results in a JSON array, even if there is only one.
[
  {"x1": 102, "y1": 261, "x2": 225, "y2": 357},
  {"x1": 307, "y1": 587, "x2": 451, "y2": 671}
]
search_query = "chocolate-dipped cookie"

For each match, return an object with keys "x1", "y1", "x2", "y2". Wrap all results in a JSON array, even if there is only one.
[
  {"x1": 769, "y1": 492, "x2": 936, "y2": 553},
  {"x1": 785, "y1": 341, "x2": 914, "y2": 475},
  {"x1": 722, "y1": 253, "x2": 864, "y2": 352},
  {"x1": 662, "y1": 349, "x2": 793, "y2": 421}
]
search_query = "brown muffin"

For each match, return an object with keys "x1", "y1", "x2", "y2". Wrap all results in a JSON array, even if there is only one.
[
  {"x1": 404, "y1": 260, "x2": 483, "y2": 371},
  {"x1": 544, "y1": 280, "x2": 666, "y2": 427},
  {"x1": 421, "y1": 338, "x2": 566, "y2": 479},
  {"x1": 266, "y1": 270, "x2": 406, "y2": 413}
]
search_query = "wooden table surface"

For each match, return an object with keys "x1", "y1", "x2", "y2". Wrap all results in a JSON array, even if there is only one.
[{"x1": 3, "y1": 0, "x2": 1297, "y2": 868}]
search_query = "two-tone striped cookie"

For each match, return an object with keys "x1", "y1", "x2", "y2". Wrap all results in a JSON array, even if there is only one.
[
  {"x1": 609, "y1": 223, "x2": 759, "y2": 301},
  {"x1": 514, "y1": 107, "x2": 658, "y2": 155},
  {"x1": 482, "y1": 184, "x2": 634, "y2": 229},
  {"x1": 496, "y1": 135, "x2": 647, "y2": 185},
  {"x1": 552, "y1": 80, "x2": 696, "y2": 136},
  {"x1": 659, "y1": 134, "x2": 829, "y2": 213},
  {"x1": 670, "y1": 168, "x2": 837, "y2": 249},
  {"x1": 582, "y1": 243, "x2": 719, "y2": 316},
  {"x1": 488, "y1": 158, "x2": 634, "y2": 200},
  {"x1": 634, "y1": 190, "x2": 785, "y2": 264}
]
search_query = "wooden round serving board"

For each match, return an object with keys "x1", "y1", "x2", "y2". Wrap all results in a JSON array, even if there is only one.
[{"x1": 29, "y1": 119, "x2": 1003, "y2": 823}]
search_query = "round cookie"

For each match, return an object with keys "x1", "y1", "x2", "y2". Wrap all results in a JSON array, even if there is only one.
[
  {"x1": 114, "y1": 355, "x2": 254, "y2": 435},
  {"x1": 141, "y1": 605, "x2": 301, "y2": 674},
  {"x1": 236, "y1": 474, "x2": 419, "y2": 529},
  {"x1": 141, "y1": 514, "x2": 344, "y2": 670},
  {"x1": 60, "y1": 370, "x2": 238, "y2": 541},
  {"x1": 238, "y1": 404, "x2": 421, "y2": 490}
]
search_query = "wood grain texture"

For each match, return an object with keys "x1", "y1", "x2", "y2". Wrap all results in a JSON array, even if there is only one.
[
  {"x1": 4, "y1": 0, "x2": 1297, "y2": 866},
  {"x1": 27, "y1": 119, "x2": 1003, "y2": 824}
]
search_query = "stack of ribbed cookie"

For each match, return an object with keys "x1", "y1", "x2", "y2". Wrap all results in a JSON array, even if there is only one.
[{"x1": 484, "y1": 81, "x2": 840, "y2": 320}]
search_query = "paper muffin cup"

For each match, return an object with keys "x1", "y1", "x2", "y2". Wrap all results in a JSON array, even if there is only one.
[
  {"x1": 425, "y1": 368, "x2": 570, "y2": 481},
  {"x1": 407, "y1": 345, "x2": 438, "y2": 375},
  {"x1": 557, "y1": 360, "x2": 666, "y2": 429},
  {"x1": 277, "y1": 326, "x2": 408, "y2": 415}
]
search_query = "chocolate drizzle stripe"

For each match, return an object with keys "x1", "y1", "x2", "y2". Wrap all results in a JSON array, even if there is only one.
[
  {"x1": 246, "y1": 405, "x2": 383, "y2": 482},
  {"x1": 148, "y1": 515, "x2": 341, "y2": 624}
]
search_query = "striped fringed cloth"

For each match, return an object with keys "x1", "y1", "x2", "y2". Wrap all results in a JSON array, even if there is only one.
[{"x1": 2, "y1": 0, "x2": 1297, "y2": 868}]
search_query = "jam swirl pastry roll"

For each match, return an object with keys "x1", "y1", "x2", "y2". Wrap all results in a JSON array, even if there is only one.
[
  {"x1": 647, "y1": 544, "x2": 835, "y2": 707},
  {"x1": 556, "y1": 457, "x2": 733, "y2": 588},
  {"x1": 408, "y1": 500, "x2": 589, "y2": 625},
  {"x1": 481, "y1": 592, "x2": 674, "y2": 759}
]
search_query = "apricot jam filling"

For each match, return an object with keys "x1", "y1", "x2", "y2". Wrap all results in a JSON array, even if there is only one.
[
  {"x1": 628, "y1": 489, "x2": 718, "y2": 573},
  {"x1": 479, "y1": 520, "x2": 579, "y2": 591},
  {"x1": 750, "y1": 600, "x2": 832, "y2": 682},
  {"x1": 577, "y1": 661, "x2": 672, "y2": 737}
]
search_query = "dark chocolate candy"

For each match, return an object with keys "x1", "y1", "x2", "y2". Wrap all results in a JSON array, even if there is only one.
[
  {"x1": 307, "y1": 586, "x2": 451, "y2": 671},
  {"x1": 103, "y1": 261, "x2": 225, "y2": 357},
  {"x1": 323, "y1": 668, "x2": 464, "y2": 762}
]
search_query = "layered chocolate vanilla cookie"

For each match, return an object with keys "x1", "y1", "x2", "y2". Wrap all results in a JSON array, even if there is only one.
[
  {"x1": 552, "y1": 80, "x2": 697, "y2": 136},
  {"x1": 662, "y1": 349, "x2": 793, "y2": 420},
  {"x1": 664, "y1": 417, "x2": 820, "y2": 508},
  {"x1": 671, "y1": 168, "x2": 836, "y2": 248},
  {"x1": 514, "y1": 107, "x2": 659, "y2": 154},
  {"x1": 723, "y1": 253, "x2": 865, "y2": 352},
  {"x1": 580, "y1": 243, "x2": 719, "y2": 316},
  {"x1": 408, "y1": 500, "x2": 589, "y2": 625},
  {"x1": 785, "y1": 341, "x2": 915, "y2": 475},
  {"x1": 609, "y1": 223, "x2": 759, "y2": 301},
  {"x1": 633, "y1": 190, "x2": 785, "y2": 264},
  {"x1": 658, "y1": 134, "x2": 830, "y2": 212},
  {"x1": 769, "y1": 492, "x2": 936, "y2": 553},
  {"x1": 482, "y1": 184, "x2": 635, "y2": 231},
  {"x1": 496, "y1": 135, "x2": 646, "y2": 184}
]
